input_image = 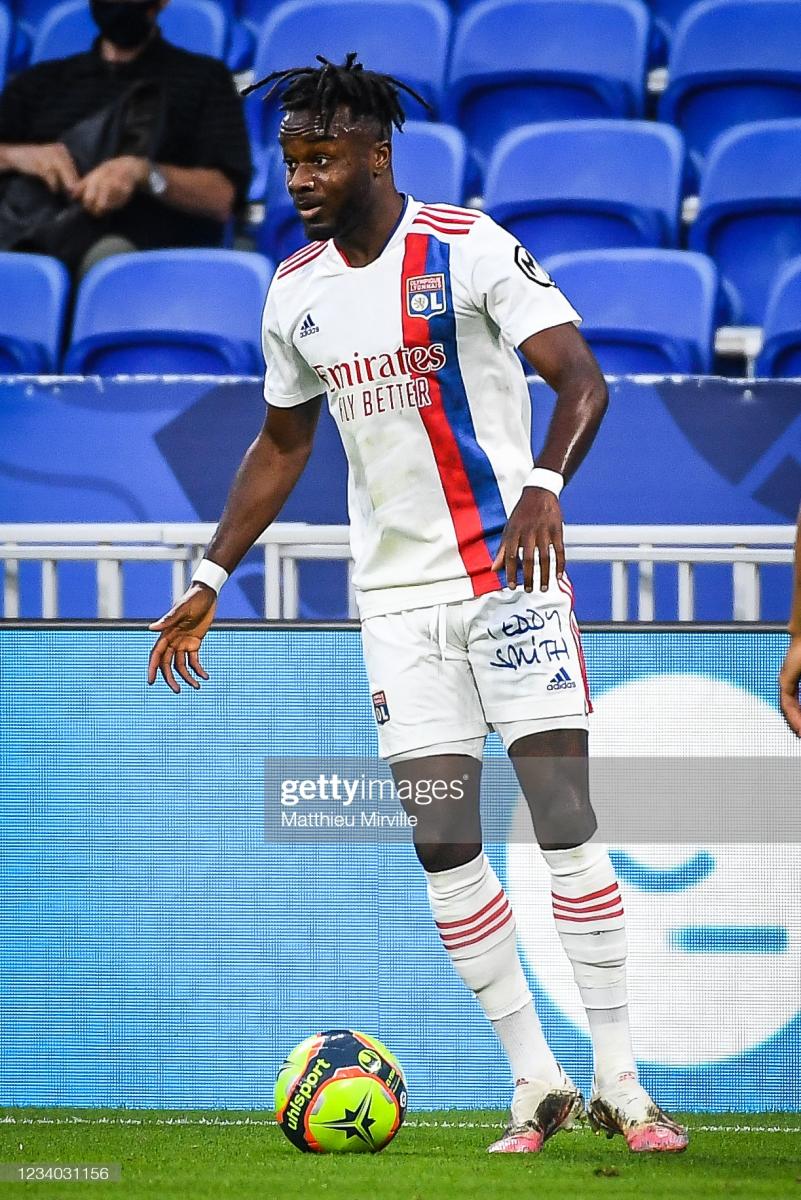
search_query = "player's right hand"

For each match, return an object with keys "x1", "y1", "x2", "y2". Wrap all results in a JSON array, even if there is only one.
[
  {"x1": 779, "y1": 635, "x2": 801, "y2": 737},
  {"x1": 147, "y1": 583, "x2": 217, "y2": 694}
]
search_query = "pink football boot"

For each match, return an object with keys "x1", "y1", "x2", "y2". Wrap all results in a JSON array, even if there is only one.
[
  {"x1": 488, "y1": 1071, "x2": 585, "y2": 1153},
  {"x1": 588, "y1": 1073, "x2": 689, "y2": 1153}
]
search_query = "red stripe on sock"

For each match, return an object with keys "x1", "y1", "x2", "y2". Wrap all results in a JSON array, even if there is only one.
[
  {"x1": 551, "y1": 882, "x2": 619, "y2": 905},
  {"x1": 439, "y1": 898, "x2": 510, "y2": 945},
  {"x1": 552, "y1": 895, "x2": 622, "y2": 916},
  {"x1": 552, "y1": 907, "x2": 625, "y2": 924},
  {"x1": 441, "y1": 907, "x2": 514, "y2": 950},
  {"x1": 435, "y1": 887, "x2": 505, "y2": 930}
]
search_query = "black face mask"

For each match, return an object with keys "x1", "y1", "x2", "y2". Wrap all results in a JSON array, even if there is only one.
[{"x1": 90, "y1": 0, "x2": 157, "y2": 49}]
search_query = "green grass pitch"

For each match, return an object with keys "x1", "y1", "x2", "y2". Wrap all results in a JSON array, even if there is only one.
[{"x1": 1, "y1": 1110, "x2": 799, "y2": 1199}]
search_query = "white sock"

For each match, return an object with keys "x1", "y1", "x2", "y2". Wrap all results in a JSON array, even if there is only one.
[
  {"x1": 491, "y1": 1004, "x2": 562, "y2": 1086},
  {"x1": 540, "y1": 842, "x2": 638, "y2": 1089},
  {"x1": 426, "y1": 852, "x2": 561, "y2": 1085},
  {"x1": 585, "y1": 1007, "x2": 637, "y2": 1091}
]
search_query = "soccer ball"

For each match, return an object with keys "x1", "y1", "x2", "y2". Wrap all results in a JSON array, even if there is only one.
[{"x1": 274, "y1": 1029, "x2": 407, "y2": 1153}]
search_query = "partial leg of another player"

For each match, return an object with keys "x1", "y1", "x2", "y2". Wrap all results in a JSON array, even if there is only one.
[
  {"x1": 507, "y1": 727, "x2": 688, "y2": 1153},
  {"x1": 390, "y1": 747, "x2": 583, "y2": 1154}
]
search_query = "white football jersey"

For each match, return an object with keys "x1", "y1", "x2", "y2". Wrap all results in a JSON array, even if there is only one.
[{"x1": 262, "y1": 196, "x2": 581, "y2": 619}]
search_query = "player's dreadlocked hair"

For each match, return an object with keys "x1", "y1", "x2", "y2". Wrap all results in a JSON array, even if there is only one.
[{"x1": 242, "y1": 52, "x2": 432, "y2": 138}]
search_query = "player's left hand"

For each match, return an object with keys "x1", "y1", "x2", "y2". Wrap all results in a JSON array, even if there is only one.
[
  {"x1": 779, "y1": 635, "x2": 801, "y2": 737},
  {"x1": 72, "y1": 156, "x2": 149, "y2": 217},
  {"x1": 492, "y1": 486, "x2": 565, "y2": 592}
]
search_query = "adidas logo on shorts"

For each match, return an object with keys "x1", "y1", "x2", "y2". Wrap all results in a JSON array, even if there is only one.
[{"x1": 547, "y1": 667, "x2": 576, "y2": 691}]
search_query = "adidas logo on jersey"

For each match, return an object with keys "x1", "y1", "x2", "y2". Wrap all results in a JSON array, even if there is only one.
[
  {"x1": 299, "y1": 312, "x2": 319, "y2": 338},
  {"x1": 547, "y1": 667, "x2": 576, "y2": 691}
]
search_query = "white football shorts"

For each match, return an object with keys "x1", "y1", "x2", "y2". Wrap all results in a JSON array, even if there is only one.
[{"x1": 361, "y1": 572, "x2": 591, "y2": 760}]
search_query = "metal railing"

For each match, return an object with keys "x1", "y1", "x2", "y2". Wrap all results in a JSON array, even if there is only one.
[{"x1": 0, "y1": 523, "x2": 794, "y2": 621}]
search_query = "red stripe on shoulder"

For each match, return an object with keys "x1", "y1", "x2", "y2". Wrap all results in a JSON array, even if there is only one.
[
  {"x1": 418, "y1": 212, "x2": 480, "y2": 227},
  {"x1": 419, "y1": 203, "x2": 482, "y2": 221},
  {"x1": 280, "y1": 240, "x2": 325, "y2": 268},
  {"x1": 277, "y1": 242, "x2": 326, "y2": 273},
  {"x1": 410, "y1": 218, "x2": 474, "y2": 236},
  {"x1": 277, "y1": 242, "x2": 327, "y2": 278},
  {"x1": 417, "y1": 216, "x2": 478, "y2": 231}
]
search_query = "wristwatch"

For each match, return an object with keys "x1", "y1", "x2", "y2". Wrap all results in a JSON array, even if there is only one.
[{"x1": 146, "y1": 163, "x2": 168, "y2": 198}]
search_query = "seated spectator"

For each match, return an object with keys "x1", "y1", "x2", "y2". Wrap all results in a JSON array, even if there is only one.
[{"x1": 0, "y1": 0, "x2": 251, "y2": 275}]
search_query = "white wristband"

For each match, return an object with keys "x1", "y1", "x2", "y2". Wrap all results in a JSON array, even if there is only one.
[
  {"x1": 191, "y1": 558, "x2": 229, "y2": 594},
  {"x1": 525, "y1": 467, "x2": 564, "y2": 497}
]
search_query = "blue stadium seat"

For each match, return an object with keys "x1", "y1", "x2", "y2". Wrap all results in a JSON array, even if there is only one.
[
  {"x1": 32, "y1": 0, "x2": 229, "y2": 64},
  {"x1": 225, "y1": 18, "x2": 254, "y2": 70},
  {"x1": 236, "y1": 0, "x2": 275, "y2": 23},
  {"x1": 646, "y1": 0, "x2": 699, "y2": 38},
  {"x1": 688, "y1": 120, "x2": 801, "y2": 326},
  {"x1": 544, "y1": 248, "x2": 719, "y2": 373},
  {"x1": 161, "y1": 0, "x2": 228, "y2": 59},
  {"x1": 447, "y1": 0, "x2": 650, "y2": 169},
  {"x1": 0, "y1": 252, "x2": 70, "y2": 372},
  {"x1": 255, "y1": 151, "x2": 303, "y2": 260},
  {"x1": 19, "y1": 0, "x2": 251, "y2": 68},
  {"x1": 659, "y1": 0, "x2": 801, "y2": 172},
  {"x1": 245, "y1": 0, "x2": 451, "y2": 151},
  {"x1": 757, "y1": 257, "x2": 801, "y2": 378},
  {"x1": 0, "y1": 3, "x2": 10, "y2": 89},
  {"x1": 256, "y1": 121, "x2": 468, "y2": 260},
  {"x1": 8, "y1": 18, "x2": 31, "y2": 76},
  {"x1": 248, "y1": 143, "x2": 275, "y2": 203},
  {"x1": 485, "y1": 120, "x2": 684, "y2": 258},
  {"x1": 64, "y1": 250, "x2": 273, "y2": 376},
  {"x1": 14, "y1": 0, "x2": 64, "y2": 29},
  {"x1": 10, "y1": 0, "x2": 51, "y2": 74},
  {"x1": 393, "y1": 122, "x2": 469, "y2": 206}
]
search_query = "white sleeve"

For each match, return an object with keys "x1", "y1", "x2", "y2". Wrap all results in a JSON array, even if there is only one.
[
  {"x1": 466, "y1": 215, "x2": 582, "y2": 349},
  {"x1": 261, "y1": 281, "x2": 324, "y2": 408}
]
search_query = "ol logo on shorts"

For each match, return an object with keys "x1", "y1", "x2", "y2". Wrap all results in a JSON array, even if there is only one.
[{"x1": 372, "y1": 691, "x2": 390, "y2": 725}]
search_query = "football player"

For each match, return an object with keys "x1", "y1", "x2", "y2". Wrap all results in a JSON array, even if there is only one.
[{"x1": 148, "y1": 56, "x2": 687, "y2": 1155}]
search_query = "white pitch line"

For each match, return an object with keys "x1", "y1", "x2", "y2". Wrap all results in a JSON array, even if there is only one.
[
  {"x1": 409, "y1": 1121, "x2": 801, "y2": 1134},
  {"x1": 0, "y1": 1116, "x2": 799, "y2": 1133},
  {"x1": 694, "y1": 1125, "x2": 801, "y2": 1134},
  {"x1": 0, "y1": 1116, "x2": 280, "y2": 1128}
]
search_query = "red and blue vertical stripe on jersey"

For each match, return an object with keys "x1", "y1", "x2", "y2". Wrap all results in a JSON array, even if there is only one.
[{"x1": 401, "y1": 233, "x2": 508, "y2": 595}]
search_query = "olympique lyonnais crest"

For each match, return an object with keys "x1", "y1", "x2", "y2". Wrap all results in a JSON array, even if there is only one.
[
  {"x1": 372, "y1": 691, "x2": 390, "y2": 725},
  {"x1": 406, "y1": 273, "x2": 446, "y2": 319}
]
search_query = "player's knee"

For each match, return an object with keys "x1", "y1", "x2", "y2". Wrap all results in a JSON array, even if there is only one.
[
  {"x1": 510, "y1": 735, "x2": 597, "y2": 847},
  {"x1": 536, "y1": 804, "x2": 598, "y2": 850},
  {"x1": 413, "y1": 837, "x2": 482, "y2": 874},
  {"x1": 527, "y1": 773, "x2": 597, "y2": 847},
  {"x1": 391, "y1": 753, "x2": 482, "y2": 871}
]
